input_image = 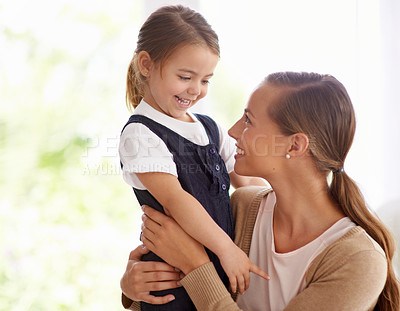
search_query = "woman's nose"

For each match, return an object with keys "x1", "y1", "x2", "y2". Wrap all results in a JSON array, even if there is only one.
[{"x1": 228, "y1": 119, "x2": 242, "y2": 139}]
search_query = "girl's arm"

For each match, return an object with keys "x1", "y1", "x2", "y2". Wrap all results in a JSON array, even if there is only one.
[
  {"x1": 229, "y1": 171, "x2": 269, "y2": 189},
  {"x1": 137, "y1": 172, "x2": 269, "y2": 294}
]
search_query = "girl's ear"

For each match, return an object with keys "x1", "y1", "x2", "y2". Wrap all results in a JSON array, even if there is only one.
[
  {"x1": 287, "y1": 133, "x2": 309, "y2": 157},
  {"x1": 137, "y1": 51, "x2": 152, "y2": 77}
]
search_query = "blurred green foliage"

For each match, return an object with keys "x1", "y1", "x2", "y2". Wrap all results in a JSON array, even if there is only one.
[
  {"x1": 0, "y1": 0, "x2": 247, "y2": 310},
  {"x1": 0, "y1": 1, "x2": 143, "y2": 310}
]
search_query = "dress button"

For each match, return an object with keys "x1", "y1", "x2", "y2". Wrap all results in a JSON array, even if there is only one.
[
  {"x1": 209, "y1": 148, "x2": 216, "y2": 154},
  {"x1": 215, "y1": 164, "x2": 220, "y2": 171},
  {"x1": 221, "y1": 184, "x2": 227, "y2": 191}
]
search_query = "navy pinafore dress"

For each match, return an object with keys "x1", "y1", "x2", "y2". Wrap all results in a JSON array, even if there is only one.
[{"x1": 121, "y1": 114, "x2": 234, "y2": 310}]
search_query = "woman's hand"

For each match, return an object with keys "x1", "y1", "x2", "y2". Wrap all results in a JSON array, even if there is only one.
[
  {"x1": 120, "y1": 244, "x2": 182, "y2": 304},
  {"x1": 141, "y1": 205, "x2": 210, "y2": 275}
]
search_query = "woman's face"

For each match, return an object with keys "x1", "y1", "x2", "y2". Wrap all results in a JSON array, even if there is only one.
[{"x1": 228, "y1": 82, "x2": 291, "y2": 178}]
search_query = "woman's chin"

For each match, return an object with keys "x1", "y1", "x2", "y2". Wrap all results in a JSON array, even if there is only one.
[{"x1": 234, "y1": 165, "x2": 248, "y2": 177}]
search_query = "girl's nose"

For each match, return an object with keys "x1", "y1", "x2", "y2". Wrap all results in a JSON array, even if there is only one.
[{"x1": 188, "y1": 82, "x2": 201, "y2": 96}]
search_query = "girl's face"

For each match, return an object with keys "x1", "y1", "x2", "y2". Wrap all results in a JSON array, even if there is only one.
[
  {"x1": 144, "y1": 44, "x2": 219, "y2": 122},
  {"x1": 228, "y1": 83, "x2": 291, "y2": 178}
]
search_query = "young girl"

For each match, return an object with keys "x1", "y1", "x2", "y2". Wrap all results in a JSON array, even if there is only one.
[{"x1": 119, "y1": 5, "x2": 268, "y2": 310}]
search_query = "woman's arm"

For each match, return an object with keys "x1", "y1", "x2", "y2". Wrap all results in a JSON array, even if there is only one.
[
  {"x1": 137, "y1": 172, "x2": 268, "y2": 293},
  {"x1": 141, "y1": 205, "x2": 243, "y2": 311},
  {"x1": 120, "y1": 244, "x2": 182, "y2": 309}
]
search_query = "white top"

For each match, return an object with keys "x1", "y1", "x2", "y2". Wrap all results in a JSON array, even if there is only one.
[
  {"x1": 119, "y1": 100, "x2": 236, "y2": 189},
  {"x1": 237, "y1": 192, "x2": 356, "y2": 311}
]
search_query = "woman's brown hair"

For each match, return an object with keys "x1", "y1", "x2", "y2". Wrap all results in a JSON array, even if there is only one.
[
  {"x1": 126, "y1": 5, "x2": 220, "y2": 111},
  {"x1": 266, "y1": 71, "x2": 399, "y2": 310}
]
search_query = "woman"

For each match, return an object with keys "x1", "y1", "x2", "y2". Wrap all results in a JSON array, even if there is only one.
[{"x1": 121, "y1": 72, "x2": 400, "y2": 310}]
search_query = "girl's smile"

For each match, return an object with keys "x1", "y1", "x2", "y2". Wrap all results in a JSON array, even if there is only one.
[
  {"x1": 142, "y1": 44, "x2": 219, "y2": 122},
  {"x1": 175, "y1": 95, "x2": 193, "y2": 109}
]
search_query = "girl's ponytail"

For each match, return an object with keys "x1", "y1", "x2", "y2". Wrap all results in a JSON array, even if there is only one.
[
  {"x1": 330, "y1": 172, "x2": 400, "y2": 311},
  {"x1": 126, "y1": 54, "x2": 144, "y2": 112}
]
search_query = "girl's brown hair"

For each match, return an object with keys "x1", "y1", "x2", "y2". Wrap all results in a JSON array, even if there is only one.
[
  {"x1": 126, "y1": 5, "x2": 220, "y2": 111},
  {"x1": 266, "y1": 71, "x2": 399, "y2": 310}
]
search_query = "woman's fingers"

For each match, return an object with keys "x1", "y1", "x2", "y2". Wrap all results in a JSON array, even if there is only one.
[
  {"x1": 142, "y1": 205, "x2": 169, "y2": 225},
  {"x1": 141, "y1": 206, "x2": 179, "y2": 253},
  {"x1": 145, "y1": 270, "x2": 181, "y2": 283},
  {"x1": 140, "y1": 277, "x2": 182, "y2": 292},
  {"x1": 140, "y1": 260, "x2": 179, "y2": 273},
  {"x1": 141, "y1": 205, "x2": 210, "y2": 274},
  {"x1": 129, "y1": 244, "x2": 150, "y2": 261},
  {"x1": 138, "y1": 293, "x2": 175, "y2": 305},
  {"x1": 121, "y1": 258, "x2": 182, "y2": 303}
]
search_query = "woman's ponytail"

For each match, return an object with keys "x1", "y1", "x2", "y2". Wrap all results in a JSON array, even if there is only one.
[
  {"x1": 266, "y1": 71, "x2": 400, "y2": 310},
  {"x1": 126, "y1": 54, "x2": 144, "y2": 112},
  {"x1": 330, "y1": 172, "x2": 400, "y2": 311}
]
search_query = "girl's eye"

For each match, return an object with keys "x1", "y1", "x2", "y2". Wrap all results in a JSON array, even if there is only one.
[
  {"x1": 202, "y1": 80, "x2": 210, "y2": 85},
  {"x1": 179, "y1": 76, "x2": 190, "y2": 81},
  {"x1": 244, "y1": 114, "x2": 251, "y2": 124}
]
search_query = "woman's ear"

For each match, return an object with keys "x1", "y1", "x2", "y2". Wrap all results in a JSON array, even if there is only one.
[
  {"x1": 137, "y1": 51, "x2": 152, "y2": 77},
  {"x1": 287, "y1": 133, "x2": 309, "y2": 157}
]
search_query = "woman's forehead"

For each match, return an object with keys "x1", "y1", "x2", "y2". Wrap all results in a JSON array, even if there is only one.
[{"x1": 248, "y1": 83, "x2": 282, "y2": 109}]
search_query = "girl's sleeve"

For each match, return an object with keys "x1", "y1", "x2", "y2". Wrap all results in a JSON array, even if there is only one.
[
  {"x1": 216, "y1": 123, "x2": 236, "y2": 174},
  {"x1": 181, "y1": 262, "x2": 243, "y2": 311},
  {"x1": 119, "y1": 123, "x2": 177, "y2": 188}
]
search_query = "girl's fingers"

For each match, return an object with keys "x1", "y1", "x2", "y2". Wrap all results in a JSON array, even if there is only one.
[
  {"x1": 229, "y1": 276, "x2": 237, "y2": 294},
  {"x1": 237, "y1": 274, "x2": 245, "y2": 294},
  {"x1": 244, "y1": 271, "x2": 250, "y2": 291},
  {"x1": 250, "y1": 263, "x2": 270, "y2": 281}
]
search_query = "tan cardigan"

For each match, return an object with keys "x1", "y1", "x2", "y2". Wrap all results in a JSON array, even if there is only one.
[{"x1": 124, "y1": 186, "x2": 387, "y2": 310}]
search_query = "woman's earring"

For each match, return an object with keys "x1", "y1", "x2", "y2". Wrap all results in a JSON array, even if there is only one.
[{"x1": 285, "y1": 154, "x2": 291, "y2": 159}]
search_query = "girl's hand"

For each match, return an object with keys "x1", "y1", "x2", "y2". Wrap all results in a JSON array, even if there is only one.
[
  {"x1": 141, "y1": 205, "x2": 210, "y2": 275},
  {"x1": 120, "y1": 244, "x2": 182, "y2": 304},
  {"x1": 219, "y1": 244, "x2": 270, "y2": 294}
]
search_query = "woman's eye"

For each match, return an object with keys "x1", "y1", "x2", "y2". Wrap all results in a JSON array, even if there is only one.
[
  {"x1": 244, "y1": 114, "x2": 251, "y2": 124},
  {"x1": 179, "y1": 76, "x2": 190, "y2": 81},
  {"x1": 202, "y1": 80, "x2": 210, "y2": 85}
]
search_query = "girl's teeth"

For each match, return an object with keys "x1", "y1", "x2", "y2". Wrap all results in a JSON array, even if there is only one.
[
  {"x1": 236, "y1": 147, "x2": 244, "y2": 155},
  {"x1": 176, "y1": 96, "x2": 191, "y2": 106}
]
